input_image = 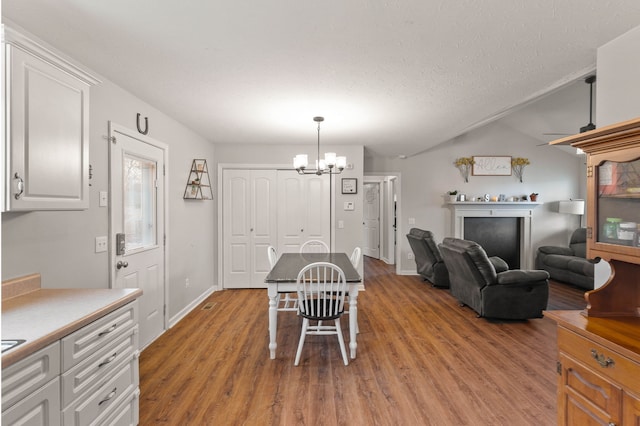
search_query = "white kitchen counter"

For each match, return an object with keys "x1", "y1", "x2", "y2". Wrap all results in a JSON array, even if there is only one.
[{"x1": 2, "y1": 274, "x2": 142, "y2": 368}]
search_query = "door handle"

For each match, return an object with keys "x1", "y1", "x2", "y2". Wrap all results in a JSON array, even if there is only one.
[{"x1": 116, "y1": 261, "x2": 129, "y2": 270}]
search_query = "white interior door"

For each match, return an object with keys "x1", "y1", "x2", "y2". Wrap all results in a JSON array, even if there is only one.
[
  {"x1": 109, "y1": 122, "x2": 166, "y2": 349},
  {"x1": 363, "y1": 182, "x2": 380, "y2": 258},
  {"x1": 222, "y1": 169, "x2": 276, "y2": 288},
  {"x1": 277, "y1": 171, "x2": 330, "y2": 253}
]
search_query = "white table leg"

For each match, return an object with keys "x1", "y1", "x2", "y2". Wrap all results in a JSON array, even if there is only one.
[
  {"x1": 268, "y1": 286, "x2": 278, "y2": 359},
  {"x1": 348, "y1": 284, "x2": 358, "y2": 359}
]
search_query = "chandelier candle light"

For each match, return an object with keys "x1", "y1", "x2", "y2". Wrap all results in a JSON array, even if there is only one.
[
  {"x1": 294, "y1": 116, "x2": 347, "y2": 175},
  {"x1": 511, "y1": 157, "x2": 530, "y2": 182}
]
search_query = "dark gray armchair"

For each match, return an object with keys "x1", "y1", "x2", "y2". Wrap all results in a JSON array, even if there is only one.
[
  {"x1": 535, "y1": 228, "x2": 594, "y2": 290},
  {"x1": 406, "y1": 228, "x2": 450, "y2": 288},
  {"x1": 439, "y1": 237, "x2": 550, "y2": 320}
]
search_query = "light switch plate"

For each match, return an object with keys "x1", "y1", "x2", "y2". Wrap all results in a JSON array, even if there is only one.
[
  {"x1": 99, "y1": 191, "x2": 108, "y2": 207},
  {"x1": 95, "y1": 236, "x2": 108, "y2": 253},
  {"x1": 344, "y1": 202, "x2": 355, "y2": 211}
]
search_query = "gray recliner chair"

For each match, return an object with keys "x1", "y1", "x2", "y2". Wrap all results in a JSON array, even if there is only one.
[
  {"x1": 535, "y1": 228, "x2": 594, "y2": 290},
  {"x1": 439, "y1": 237, "x2": 550, "y2": 320},
  {"x1": 406, "y1": 228, "x2": 450, "y2": 288}
]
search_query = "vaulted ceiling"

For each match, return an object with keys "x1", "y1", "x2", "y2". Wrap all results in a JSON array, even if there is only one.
[{"x1": 3, "y1": 1, "x2": 640, "y2": 158}]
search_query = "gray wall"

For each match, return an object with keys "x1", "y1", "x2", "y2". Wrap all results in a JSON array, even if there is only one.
[
  {"x1": 365, "y1": 119, "x2": 585, "y2": 274},
  {"x1": 1, "y1": 25, "x2": 216, "y2": 322},
  {"x1": 596, "y1": 24, "x2": 640, "y2": 127}
]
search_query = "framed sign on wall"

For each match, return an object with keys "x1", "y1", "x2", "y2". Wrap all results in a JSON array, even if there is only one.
[
  {"x1": 472, "y1": 156, "x2": 512, "y2": 176},
  {"x1": 341, "y1": 178, "x2": 357, "y2": 194}
]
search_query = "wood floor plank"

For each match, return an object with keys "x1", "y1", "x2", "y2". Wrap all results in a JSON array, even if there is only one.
[{"x1": 139, "y1": 257, "x2": 586, "y2": 425}]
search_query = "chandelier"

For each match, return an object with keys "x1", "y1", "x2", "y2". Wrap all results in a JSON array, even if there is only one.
[{"x1": 293, "y1": 116, "x2": 346, "y2": 175}]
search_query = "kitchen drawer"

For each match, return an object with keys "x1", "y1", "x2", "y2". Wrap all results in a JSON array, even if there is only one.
[
  {"x1": 62, "y1": 301, "x2": 137, "y2": 371},
  {"x1": 558, "y1": 327, "x2": 640, "y2": 392},
  {"x1": 99, "y1": 388, "x2": 139, "y2": 426},
  {"x1": 1, "y1": 341, "x2": 60, "y2": 409},
  {"x1": 2, "y1": 377, "x2": 61, "y2": 426},
  {"x1": 62, "y1": 357, "x2": 138, "y2": 426},
  {"x1": 61, "y1": 325, "x2": 138, "y2": 407}
]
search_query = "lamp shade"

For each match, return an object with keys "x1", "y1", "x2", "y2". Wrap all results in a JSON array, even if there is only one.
[{"x1": 559, "y1": 199, "x2": 585, "y2": 215}]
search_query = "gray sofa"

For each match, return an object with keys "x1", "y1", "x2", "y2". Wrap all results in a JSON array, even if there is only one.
[
  {"x1": 535, "y1": 228, "x2": 594, "y2": 290},
  {"x1": 439, "y1": 237, "x2": 549, "y2": 320},
  {"x1": 406, "y1": 228, "x2": 450, "y2": 288}
]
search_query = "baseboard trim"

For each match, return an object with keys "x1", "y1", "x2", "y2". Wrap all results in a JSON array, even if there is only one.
[{"x1": 169, "y1": 286, "x2": 218, "y2": 328}]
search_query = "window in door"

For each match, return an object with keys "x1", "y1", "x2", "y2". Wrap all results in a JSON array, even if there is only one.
[{"x1": 124, "y1": 154, "x2": 157, "y2": 252}]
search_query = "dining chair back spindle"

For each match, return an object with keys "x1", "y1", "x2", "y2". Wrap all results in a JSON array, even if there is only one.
[
  {"x1": 299, "y1": 239, "x2": 329, "y2": 254},
  {"x1": 267, "y1": 246, "x2": 278, "y2": 269},
  {"x1": 350, "y1": 247, "x2": 362, "y2": 269},
  {"x1": 294, "y1": 262, "x2": 349, "y2": 366}
]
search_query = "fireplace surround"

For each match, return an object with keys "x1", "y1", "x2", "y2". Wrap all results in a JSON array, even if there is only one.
[{"x1": 447, "y1": 201, "x2": 542, "y2": 269}]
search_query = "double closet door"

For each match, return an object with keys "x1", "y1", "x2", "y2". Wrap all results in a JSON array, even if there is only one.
[{"x1": 222, "y1": 169, "x2": 329, "y2": 288}]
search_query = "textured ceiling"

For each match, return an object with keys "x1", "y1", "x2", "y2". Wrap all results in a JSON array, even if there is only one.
[{"x1": 3, "y1": 1, "x2": 640, "y2": 158}]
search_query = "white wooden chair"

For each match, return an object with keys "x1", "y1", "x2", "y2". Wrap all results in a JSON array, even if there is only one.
[
  {"x1": 347, "y1": 246, "x2": 361, "y2": 333},
  {"x1": 350, "y1": 247, "x2": 361, "y2": 269},
  {"x1": 294, "y1": 262, "x2": 349, "y2": 366},
  {"x1": 299, "y1": 239, "x2": 329, "y2": 254},
  {"x1": 267, "y1": 245, "x2": 297, "y2": 311}
]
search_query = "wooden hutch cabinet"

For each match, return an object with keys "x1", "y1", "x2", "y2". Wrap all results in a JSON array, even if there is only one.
[{"x1": 546, "y1": 117, "x2": 640, "y2": 426}]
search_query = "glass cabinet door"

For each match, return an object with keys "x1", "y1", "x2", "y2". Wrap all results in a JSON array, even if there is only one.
[{"x1": 597, "y1": 159, "x2": 640, "y2": 247}]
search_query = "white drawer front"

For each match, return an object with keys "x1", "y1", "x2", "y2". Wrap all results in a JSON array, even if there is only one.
[
  {"x1": 62, "y1": 301, "x2": 138, "y2": 370},
  {"x1": 62, "y1": 357, "x2": 138, "y2": 426},
  {"x1": 2, "y1": 342, "x2": 61, "y2": 409},
  {"x1": 2, "y1": 377, "x2": 61, "y2": 426},
  {"x1": 99, "y1": 388, "x2": 139, "y2": 426},
  {"x1": 61, "y1": 326, "x2": 138, "y2": 407}
]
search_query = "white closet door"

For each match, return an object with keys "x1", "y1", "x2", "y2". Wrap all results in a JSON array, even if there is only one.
[
  {"x1": 277, "y1": 171, "x2": 330, "y2": 253},
  {"x1": 223, "y1": 169, "x2": 276, "y2": 288}
]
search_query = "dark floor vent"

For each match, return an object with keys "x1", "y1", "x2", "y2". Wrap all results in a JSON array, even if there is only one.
[{"x1": 202, "y1": 302, "x2": 216, "y2": 310}]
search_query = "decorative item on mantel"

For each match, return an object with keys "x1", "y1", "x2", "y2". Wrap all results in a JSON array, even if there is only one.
[
  {"x1": 447, "y1": 190, "x2": 458, "y2": 202},
  {"x1": 454, "y1": 157, "x2": 474, "y2": 182},
  {"x1": 529, "y1": 193, "x2": 539, "y2": 202},
  {"x1": 511, "y1": 157, "x2": 530, "y2": 182}
]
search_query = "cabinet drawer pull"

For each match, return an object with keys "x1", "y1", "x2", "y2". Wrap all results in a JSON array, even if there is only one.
[
  {"x1": 13, "y1": 173, "x2": 24, "y2": 199},
  {"x1": 98, "y1": 324, "x2": 117, "y2": 337},
  {"x1": 98, "y1": 387, "x2": 118, "y2": 406},
  {"x1": 98, "y1": 352, "x2": 118, "y2": 368},
  {"x1": 590, "y1": 349, "x2": 615, "y2": 368}
]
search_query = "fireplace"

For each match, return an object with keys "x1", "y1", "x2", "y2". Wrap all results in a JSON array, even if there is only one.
[{"x1": 448, "y1": 201, "x2": 541, "y2": 269}]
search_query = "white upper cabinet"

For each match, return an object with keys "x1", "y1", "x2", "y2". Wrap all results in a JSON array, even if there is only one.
[{"x1": 2, "y1": 26, "x2": 100, "y2": 211}]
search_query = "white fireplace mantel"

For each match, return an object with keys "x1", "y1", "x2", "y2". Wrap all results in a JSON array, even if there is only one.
[{"x1": 447, "y1": 202, "x2": 542, "y2": 269}]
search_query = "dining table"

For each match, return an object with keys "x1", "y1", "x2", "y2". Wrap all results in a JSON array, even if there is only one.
[{"x1": 264, "y1": 252, "x2": 362, "y2": 360}]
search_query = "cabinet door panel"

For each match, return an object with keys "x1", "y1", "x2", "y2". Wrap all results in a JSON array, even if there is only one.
[
  {"x1": 559, "y1": 354, "x2": 622, "y2": 425},
  {"x1": 624, "y1": 392, "x2": 640, "y2": 425},
  {"x1": 2, "y1": 377, "x2": 61, "y2": 426},
  {"x1": 6, "y1": 46, "x2": 90, "y2": 210}
]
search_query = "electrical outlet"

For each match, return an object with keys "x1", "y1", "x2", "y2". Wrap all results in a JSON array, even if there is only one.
[
  {"x1": 95, "y1": 236, "x2": 107, "y2": 253},
  {"x1": 185, "y1": 278, "x2": 190, "y2": 288},
  {"x1": 408, "y1": 252, "x2": 414, "y2": 260}
]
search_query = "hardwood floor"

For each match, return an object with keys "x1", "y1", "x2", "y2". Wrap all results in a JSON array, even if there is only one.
[{"x1": 139, "y1": 257, "x2": 586, "y2": 425}]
